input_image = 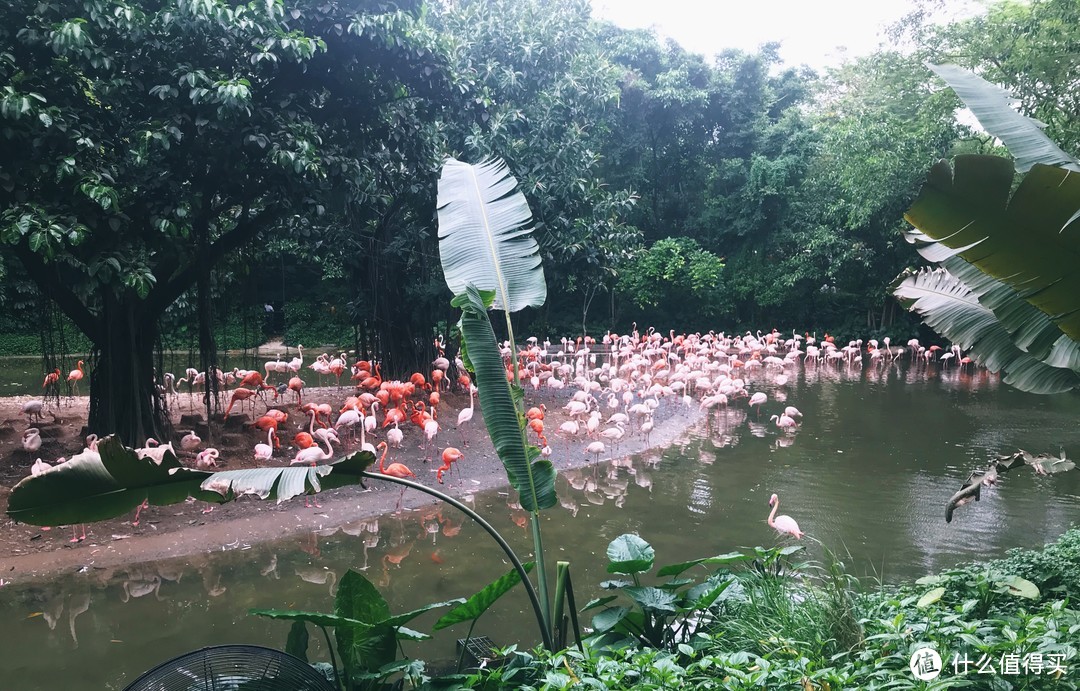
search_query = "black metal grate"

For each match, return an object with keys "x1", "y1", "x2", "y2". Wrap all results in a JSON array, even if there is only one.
[
  {"x1": 456, "y1": 636, "x2": 506, "y2": 671},
  {"x1": 122, "y1": 644, "x2": 335, "y2": 691}
]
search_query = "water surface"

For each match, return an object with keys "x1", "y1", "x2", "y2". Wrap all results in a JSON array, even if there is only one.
[{"x1": 2, "y1": 362, "x2": 1079, "y2": 690}]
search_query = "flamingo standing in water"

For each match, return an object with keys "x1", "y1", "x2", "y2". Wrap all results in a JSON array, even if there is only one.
[
  {"x1": 748, "y1": 391, "x2": 767, "y2": 418},
  {"x1": 767, "y1": 493, "x2": 803, "y2": 539},
  {"x1": 67, "y1": 360, "x2": 85, "y2": 397}
]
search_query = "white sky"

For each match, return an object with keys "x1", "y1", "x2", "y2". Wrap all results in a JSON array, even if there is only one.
[{"x1": 590, "y1": 1, "x2": 977, "y2": 71}]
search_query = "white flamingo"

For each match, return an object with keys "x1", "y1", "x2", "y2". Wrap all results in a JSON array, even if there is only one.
[
  {"x1": 767, "y1": 493, "x2": 804, "y2": 539},
  {"x1": 457, "y1": 384, "x2": 476, "y2": 446}
]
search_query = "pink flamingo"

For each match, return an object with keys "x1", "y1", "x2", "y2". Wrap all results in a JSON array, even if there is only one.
[
  {"x1": 67, "y1": 360, "x2": 85, "y2": 397},
  {"x1": 457, "y1": 384, "x2": 476, "y2": 447},
  {"x1": 767, "y1": 493, "x2": 804, "y2": 539}
]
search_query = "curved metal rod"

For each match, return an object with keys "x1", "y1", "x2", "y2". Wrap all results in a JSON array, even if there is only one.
[{"x1": 359, "y1": 471, "x2": 554, "y2": 651}]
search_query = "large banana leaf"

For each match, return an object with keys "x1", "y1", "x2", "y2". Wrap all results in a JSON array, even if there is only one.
[
  {"x1": 904, "y1": 155, "x2": 1080, "y2": 340},
  {"x1": 452, "y1": 285, "x2": 556, "y2": 512},
  {"x1": 6, "y1": 440, "x2": 377, "y2": 527},
  {"x1": 6, "y1": 435, "x2": 216, "y2": 526},
  {"x1": 892, "y1": 267, "x2": 1080, "y2": 394},
  {"x1": 437, "y1": 157, "x2": 547, "y2": 313},
  {"x1": 905, "y1": 226, "x2": 1080, "y2": 367},
  {"x1": 928, "y1": 64, "x2": 1080, "y2": 173}
]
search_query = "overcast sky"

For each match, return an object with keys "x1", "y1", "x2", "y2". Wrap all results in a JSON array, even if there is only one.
[{"x1": 589, "y1": 1, "x2": 977, "y2": 71}]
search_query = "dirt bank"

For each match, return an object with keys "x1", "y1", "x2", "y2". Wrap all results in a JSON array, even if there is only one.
[{"x1": 1, "y1": 386, "x2": 701, "y2": 582}]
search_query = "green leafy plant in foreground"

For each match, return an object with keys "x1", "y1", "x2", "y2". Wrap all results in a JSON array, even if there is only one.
[{"x1": 254, "y1": 569, "x2": 463, "y2": 690}]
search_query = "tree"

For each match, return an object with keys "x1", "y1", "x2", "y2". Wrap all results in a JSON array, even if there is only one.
[
  {"x1": 0, "y1": 0, "x2": 448, "y2": 442},
  {"x1": 431, "y1": 0, "x2": 639, "y2": 334}
]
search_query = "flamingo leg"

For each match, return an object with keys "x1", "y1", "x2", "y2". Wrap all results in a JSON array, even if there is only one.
[{"x1": 132, "y1": 499, "x2": 149, "y2": 526}]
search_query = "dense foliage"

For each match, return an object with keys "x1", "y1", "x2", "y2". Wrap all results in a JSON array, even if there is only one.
[{"x1": 2, "y1": 0, "x2": 1078, "y2": 427}]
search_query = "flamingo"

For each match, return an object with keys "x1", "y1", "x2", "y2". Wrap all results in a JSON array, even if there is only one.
[
  {"x1": 195, "y1": 448, "x2": 220, "y2": 470},
  {"x1": 291, "y1": 434, "x2": 335, "y2": 508},
  {"x1": 767, "y1": 493, "x2": 804, "y2": 539},
  {"x1": 386, "y1": 422, "x2": 404, "y2": 449},
  {"x1": 771, "y1": 414, "x2": 798, "y2": 431},
  {"x1": 783, "y1": 406, "x2": 803, "y2": 419},
  {"x1": 31, "y1": 457, "x2": 52, "y2": 476},
  {"x1": 376, "y1": 441, "x2": 416, "y2": 512},
  {"x1": 22, "y1": 428, "x2": 42, "y2": 453},
  {"x1": 437, "y1": 447, "x2": 464, "y2": 484},
  {"x1": 42, "y1": 368, "x2": 61, "y2": 391},
  {"x1": 287, "y1": 345, "x2": 305, "y2": 374},
  {"x1": 457, "y1": 384, "x2": 476, "y2": 446},
  {"x1": 585, "y1": 440, "x2": 606, "y2": 463},
  {"x1": 136, "y1": 438, "x2": 175, "y2": 465},
  {"x1": 180, "y1": 431, "x2": 201, "y2": 451},
  {"x1": 67, "y1": 360, "x2": 85, "y2": 397},
  {"x1": 255, "y1": 427, "x2": 275, "y2": 460},
  {"x1": 287, "y1": 376, "x2": 305, "y2": 404},
  {"x1": 21, "y1": 400, "x2": 46, "y2": 423},
  {"x1": 748, "y1": 391, "x2": 767, "y2": 417}
]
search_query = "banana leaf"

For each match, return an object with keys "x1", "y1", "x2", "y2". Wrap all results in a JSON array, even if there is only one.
[
  {"x1": 928, "y1": 64, "x2": 1080, "y2": 173},
  {"x1": 452, "y1": 285, "x2": 556, "y2": 512},
  {"x1": 891, "y1": 267, "x2": 1080, "y2": 393},
  {"x1": 6, "y1": 441, "x2": 377, "y2": 527},
  {"x1": 437, "y1": 156, "x2": 546, "y2": 313},
  {"x1": 904, "y1": 155, "x2": 1080, "y2": 341},
  {"x1": 6, "y1": 435, "x2": 215, "y2": 526}
]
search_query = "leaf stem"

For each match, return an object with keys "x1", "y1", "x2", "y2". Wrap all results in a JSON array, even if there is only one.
[{"x1": 360, "y1": 471, "x2": 554, "y2": 651}]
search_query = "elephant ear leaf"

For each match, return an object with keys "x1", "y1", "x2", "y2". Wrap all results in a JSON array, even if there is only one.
[{"x1": 437, "y1": 156, "x2": 547, "y2": 313}]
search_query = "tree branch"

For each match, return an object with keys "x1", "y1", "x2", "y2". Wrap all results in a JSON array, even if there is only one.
[
  {"x1": 145, "y1": 204, "x2": 279, "y2": 316},
  {"x1": 11, "y1": 243, "x2": 101, "y2": 343}
]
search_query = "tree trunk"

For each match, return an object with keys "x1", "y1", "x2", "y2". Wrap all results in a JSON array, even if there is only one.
[{"x1": 86, "y1": 293, "x2": 170, "y2": 446}]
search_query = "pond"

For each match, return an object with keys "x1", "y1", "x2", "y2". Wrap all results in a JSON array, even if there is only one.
[{"x1": 3, "y1": 361, "x2": 1080, "y2": 690}]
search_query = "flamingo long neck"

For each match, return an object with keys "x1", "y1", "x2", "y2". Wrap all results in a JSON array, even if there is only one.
[
  {"x1": 378, "y1": 445, "x2": 388, "y2": 473},
  {"x1": 308, "y1": 409, "x2": 317, "y2": 435},
  {"x1": 321, "y1": 434, "x2": 333, "y2": 458},
  {"x1": 768, "y1": 499, "x2": 779, "y2": 527},
  {"x1": 468, "y1": 386, "x2": 475, "y2": 411},
  {"x1": 267, "y1": 427, "x2": 274, "y2": 447}
]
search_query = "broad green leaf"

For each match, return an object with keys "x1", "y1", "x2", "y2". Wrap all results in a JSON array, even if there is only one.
[
  {"x1": 917, "y1": 587, "x2": 947, "y2": 608},
  {"x1": 382, "y1": 598, "x2": 465, "y2": 629},
  {"x1": 1002, "y1": 576, "x2": 1040, "y2": 599},
  {"x1": 685, "y1": 577, "x2": 734, "y2": 611},
  {"x1": 437, "y1": 157, "x2": 546, "y2": 313},
  {"x1": 623, "y1": 586, "x2": 678, "y2": 613},
  {"x1": 335, "y1": 570, "x2": 393, "y2": 674},
  {"x1": 6, "y1": 435, "x2": 213, "y2": 526},
  {"x1": 656, "y1": 552, "x2": 753, "y2": 578},
  {"x1": 606, "y1": 534, "x2": 655, "y2": 575},
  {"x1": 452, "y1": 286, "x2": 556, "y2": 512},
  {"x1": 433, "y1": 562, "x2": 534, "y2": 630},
  {"x1": 915, "y1": 575, "x2": 945, "y2": 586},
  {"x1": 581, "y1": 595, "x2": 619, "y2": 612},
  {"x1": 591, "y1": 606, "x2": 631, "y2": 633},
  {"x1": 892, "y1": 267, "x2": 1080, "y2": 394},
  {"x1": 906, "y1": 227, "x2": 1080, "y2": 370},
  {"x1": 250, "y1": 608, "x2": 371, "y2": 629},
  {"x1": 928, "y1": 65, "x2": 1080, "y2": 174},
  {"x1": 904, "y1": 156, "x2": 1080, "y2": 341}
]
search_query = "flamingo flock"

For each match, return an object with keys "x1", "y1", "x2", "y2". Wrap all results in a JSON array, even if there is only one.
[{"x1": 17, "y1": 329, "x2": 989, "y2": 542}]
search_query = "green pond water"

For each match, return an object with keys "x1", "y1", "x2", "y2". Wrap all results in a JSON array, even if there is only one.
[{"x1": 2, "y1": 362, "x2": 1079, "y2": 690}]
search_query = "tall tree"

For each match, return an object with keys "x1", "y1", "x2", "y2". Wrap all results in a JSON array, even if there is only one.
[{"x1": 0, "y1": 0, "x2": 448, "y2": 442}]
